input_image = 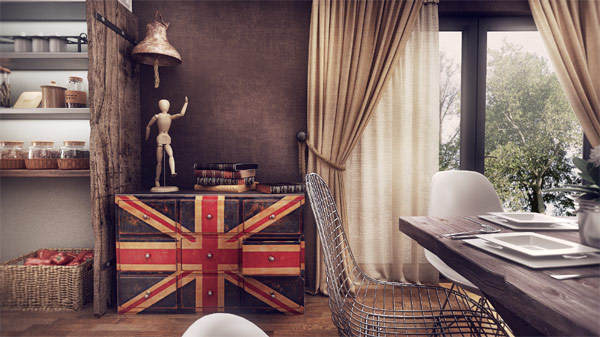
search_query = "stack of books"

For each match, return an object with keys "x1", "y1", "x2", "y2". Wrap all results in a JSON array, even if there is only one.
[{"x1": 193, "y1": 163, "x2": 258, "y2": 192}]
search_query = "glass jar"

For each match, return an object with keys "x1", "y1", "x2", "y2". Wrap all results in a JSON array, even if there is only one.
[
  {"x1": 28, "y1": 141, "x2": 59, "y2": 159},
  {"x1": 0, "y1": 141, "x2": 26, "y2": 169},
  {"x1": 0, "y1": 67, "x2": 11, "y2": 108},
  {"x1": 577, "y1": 197, "x2": 600, "y2": 249},
  {"x1": 0, "y1": 141, "x2": 25, "y2": 159},
  {"x1": 60, "y1": 141, "x2": 89, "y2": 159},
  {"x1": 65, "y1": 76, "x2": 87, "y2": 108}
]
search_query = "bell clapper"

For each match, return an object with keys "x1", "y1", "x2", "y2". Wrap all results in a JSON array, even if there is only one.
[{"x1": 154, "y1": 58, "x2": 160, "y2": 88}]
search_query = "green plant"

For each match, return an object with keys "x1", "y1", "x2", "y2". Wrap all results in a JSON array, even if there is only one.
[{"x1": 544, "y1": 145, "x2": 600, "y2": 201}]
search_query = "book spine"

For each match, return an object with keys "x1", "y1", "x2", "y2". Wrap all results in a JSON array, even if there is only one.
[
  {"x1": 193, "y1": 169, "x2": 255, "y2": 179},
  {"x1": 196, "y1": 176, "x2": 255, "y2": 186},
  {"x1": 193, "y1": 163, "x2": 225, "y2": 170},
  {"x1": 256, "y1": 183, "x2": 305, "y2": 194},
  {"x1": 194, "y1": 183, "x2": 256, "y2": 192},
  {"x1": 211, "y1": 163, "x2": 236, "y2": 171},
  {"x1": 194, "y1": 169, "x2": 241, "y2": 179},
  {"x1": 192, "y1": 163, "x2": 258, "y2": 171}
]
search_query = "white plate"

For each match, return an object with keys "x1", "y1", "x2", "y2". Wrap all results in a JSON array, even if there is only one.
[
  {"x1": 475, "y1": 232, "x2": 599, "y2": 257},
  {"x1": 488, "y1": 212, "x2": 572, "y2": 225},
  {"x1": 479, "y1": 215, "x2": 578, "y2": 231},
  {"x1": 464, "y1": 238, "x2": 600, "y2": 269}
]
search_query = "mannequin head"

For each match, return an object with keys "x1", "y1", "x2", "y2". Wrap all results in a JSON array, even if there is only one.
[{"x1": 158, "y1": 99, "x2": 170, "y2": 112}]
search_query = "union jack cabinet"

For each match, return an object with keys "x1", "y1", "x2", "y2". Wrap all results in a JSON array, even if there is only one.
[{"x1": 115, "y1": 192, "x2": 305, "y2": 314}]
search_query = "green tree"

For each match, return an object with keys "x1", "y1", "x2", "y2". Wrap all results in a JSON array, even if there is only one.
[{"x1": 484, "y1": 41, "x2": 581, "y2": 215}]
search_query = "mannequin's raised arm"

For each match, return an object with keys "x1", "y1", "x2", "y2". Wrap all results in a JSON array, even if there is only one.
[
  {"x1": 172, "y1": 96, "x2": 188, "y2": 120},
  {"x1": 145, "y1": 115, "x2": 157, "y2": 141}
]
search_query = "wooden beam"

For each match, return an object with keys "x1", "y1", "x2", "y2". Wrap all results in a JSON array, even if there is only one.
[{"x1": 87, "y1": 0, "x2": 140, "y2": 317}]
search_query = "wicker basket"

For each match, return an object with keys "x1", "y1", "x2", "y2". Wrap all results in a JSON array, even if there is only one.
[
  {"x1": 0, "y1": 248, "x2": 94, "y2": 311},
  {"x1": 57, "y1": 158, "x2": 90, "y2": 170},
  {"x1": 25, "y1": 158, "x2": 58, "y2": 169},
  {"x1": 0, "y1": 158, "x2": 26, "y2": 169}
]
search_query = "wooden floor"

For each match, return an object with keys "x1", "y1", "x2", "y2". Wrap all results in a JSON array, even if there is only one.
[
  {"x1": 1, "y1": 283, "x2": 477, "y2": 337},
  {"x1": 0, "y1": 294, "x2": 339, "y2": 337}
]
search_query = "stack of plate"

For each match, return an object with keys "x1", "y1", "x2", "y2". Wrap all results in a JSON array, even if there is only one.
[
  {"x1": 464, "y1": 232, "x2": 600, "y2": 268},
  {"x1": 480, "y1": 212, "x2": 578, "y2": 231}
]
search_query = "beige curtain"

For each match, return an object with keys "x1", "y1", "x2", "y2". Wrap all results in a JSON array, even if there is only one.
[
  {"x1": 529, "y1": 0, "x2": 600, "y2": 147},
  {"x1": 305, "y1": 0, "x2": 424, "y2": 293},
  {"x1": 345, "y1": 1, "x2": 439, "y2": 284}
]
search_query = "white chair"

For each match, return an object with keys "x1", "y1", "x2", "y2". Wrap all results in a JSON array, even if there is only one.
[
  {"x1": 181, "y1": 313, "x2": 268, "y2": 337},
  {"x1": 425, "y1": 170, "x2": 503, "y2": 293}
]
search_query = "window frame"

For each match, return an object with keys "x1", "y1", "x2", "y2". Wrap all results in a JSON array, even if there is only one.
[{"x1": 440, "y1": 16, "x2": 539, "y2": 172}]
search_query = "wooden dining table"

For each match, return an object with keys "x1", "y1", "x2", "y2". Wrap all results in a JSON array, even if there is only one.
[{"x1": 398, "y1": 216, "x2": 600, "y2": 337}]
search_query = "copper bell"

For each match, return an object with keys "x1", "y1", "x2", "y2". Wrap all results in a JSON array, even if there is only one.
[{"x1": 131, "y1": 11, "x2": 182, "y2": 88}]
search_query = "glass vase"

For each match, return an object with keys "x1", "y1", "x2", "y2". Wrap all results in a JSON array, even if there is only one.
[{"x1": 577, "y1": 197, "x2": 600, "y2": 249}]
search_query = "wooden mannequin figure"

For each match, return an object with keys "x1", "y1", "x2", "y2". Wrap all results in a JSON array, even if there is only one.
[{"x1": 145, "y1": 96, "x2": 188, "y2": 192}]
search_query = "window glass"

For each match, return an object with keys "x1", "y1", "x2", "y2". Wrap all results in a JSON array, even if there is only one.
[
  {"x1": 484, "y1": 31, "x2": 582, "y2": 215},
  {"x1": 439, "y1": 31, "x2": 461, "y2": 170}
]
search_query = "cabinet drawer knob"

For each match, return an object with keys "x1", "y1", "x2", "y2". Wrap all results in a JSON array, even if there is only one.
[
  {"x1": 144, "y1": 291, "x2": 151, "y2": 299},
  {"x1": 206, "y1": 214, "x2": 213, "y2": 220},
  {"x1": 269, "y1": 214, "x2": 276, "y2": 220},
  {"x1": 207, "y1": 253, "x2": 213, "y2": 259},
  {"x1": 270, "y1": 292, "x2": 276, "y2": 298},
  {"x1": 145, "y1": 253, "x2": 151, "y2": 259},
  {"x1": 143, "y1": 214, "x2": 149, "y2": 220},
  {"x1": 268, "y1": 256, "x2": 275, "y2": 262},
  {"x1": 207, "y1": 290, "x2": 213, "y2": 296}
]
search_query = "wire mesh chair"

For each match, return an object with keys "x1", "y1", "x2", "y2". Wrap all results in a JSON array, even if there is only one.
[{"x1": 305, "y1": 173, "x2": 509, "y2": 337}]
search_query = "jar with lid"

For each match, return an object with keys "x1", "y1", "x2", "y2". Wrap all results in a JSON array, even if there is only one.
[
  {"x1": 26, "y1": 141, "x2": 59, "y2": 169},
  {"x1": 14, "y1": 33, "x2": 32, "y2": 52},
  {"x1": 60, "y1": 141, "x2": 89, "y2": 159},
  {"x1": 65, "y1": 77, "x2": 87, "y2": 108},
  {"x1": 0, "y1": 141, "x2": 26, "y2": 169},
  {"x1": 32, "y1": 34, "x2": 49, "y2": 52},
  {"x1": 41, "y1": 81, "x2": 66, "y2": 108},
  {"x1": 0, "y1": 66, "x2": 11, "y2": 108},
  {"x1": 58, "y1": 141, "x2": 90, "y2": 170}
]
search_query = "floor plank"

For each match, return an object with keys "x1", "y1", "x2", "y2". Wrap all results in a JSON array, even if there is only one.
[
  {"x1": 0, "y1": 294, "x2": 338, "y2": 337},
  {"x1": 1, "y1": 283, "x2": 481, "y2": 337}
]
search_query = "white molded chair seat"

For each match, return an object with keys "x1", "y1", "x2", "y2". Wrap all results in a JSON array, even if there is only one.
[
  {"x1": 424, "y1": 250, "x2": 479, "y2": 292},
  {"x1": 426, "y1": 170, "x2": 504, "y2": 294},
  {"x1": 181, "y1": 313, "x2": 268, "y2": 337}
]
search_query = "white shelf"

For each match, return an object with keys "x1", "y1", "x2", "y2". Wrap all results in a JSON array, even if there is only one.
[
  {"x1": 0, "y1": 1, "x2": 86, "y2": 21},
  {"x1": 0, "y1": 52, "x2": 88, "y2": 70},
  {"x1": 0, "y1": 169, "x2": 89, "y2": 178},
  {"x1": 1, "y1": 1, "x2": 84, "y2": 2},
  {"x1": 0, "y1": 108, "x2": 90, "y2": 120}
]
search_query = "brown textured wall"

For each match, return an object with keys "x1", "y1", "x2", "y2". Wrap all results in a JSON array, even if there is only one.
[{"x1": 133, "y1": 0, "x2": 311, "y2": 190}]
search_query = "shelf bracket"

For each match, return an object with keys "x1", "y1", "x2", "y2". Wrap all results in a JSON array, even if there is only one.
[{"x1": 95, "y1": 12, "x2": 138, "y2": 45}]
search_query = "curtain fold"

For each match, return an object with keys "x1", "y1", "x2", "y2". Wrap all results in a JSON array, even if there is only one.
[
  {"x1": 306, "y1": 0, "x2": 424, "y2": 293},
  {"x1": 345, "y1": 1, "x2": 439, "y2": 284},
  {"x1": 529, "y1": 0, "x2": 600, "y2": 146}
]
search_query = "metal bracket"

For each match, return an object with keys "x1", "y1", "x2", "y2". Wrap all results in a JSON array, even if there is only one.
[
  {"x1": 101, "y1": 258, "x2": 116, "y2": 271},
  {"x1": 95, "y1": 12, "x2": 138, "y2": 45}
]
